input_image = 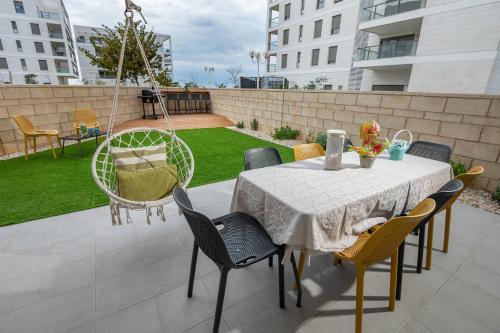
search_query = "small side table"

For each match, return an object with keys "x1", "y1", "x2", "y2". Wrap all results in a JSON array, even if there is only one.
[{"x1": 60, "y1": 131, "x2": 107, "y2": 157}]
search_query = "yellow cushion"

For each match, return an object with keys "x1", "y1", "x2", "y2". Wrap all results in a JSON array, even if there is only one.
[{"x1": 116, "y1": 164, "x2": 178, "y2": 202}]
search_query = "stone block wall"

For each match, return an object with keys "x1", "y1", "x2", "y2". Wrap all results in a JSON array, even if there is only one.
[{"x1": 209, "y1": 89, "x2": 500, "y2": 192}]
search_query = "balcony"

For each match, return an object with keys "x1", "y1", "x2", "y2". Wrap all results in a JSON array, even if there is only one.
[
  {"x1": 362, "y1": 0, "x2": 426, "y2": 22},
  {"x1": 38, "y1": 10, "x2": 60, "y2": 20},
  {"x1": 357, "y1": 40, "x2": 417, "y2": 61},
  {"x1": 268, "y1": 41, "x2": 278, "y2": 51},
  {"x1": 267, "y1": 63, "x2": 277, "y2": 72},
  {"x1": 54, "y1": 59, "x2": 70, "y2": 73},
  {"x1": 51, "y1": 42, "x2": 66, "y2": 57},
  {"x1": 269, "y1": 17, "x2": 279, "y2": 29}
]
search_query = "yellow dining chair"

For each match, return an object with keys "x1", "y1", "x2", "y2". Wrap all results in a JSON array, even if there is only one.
[
  {"x1": 12, "y1": 115, "x2": 60, "y2": 160},
  {"x1": 438, "y1": 166, "x2": 484, "y2": 254},
  {"x1": 333, "y1": 198, "x2": 435, "y2": 333},
  {"x1": 293, "y1": 143, "x2": 325, "y2": 161},
  {"x1": 73, "y1": 108, "x2": 100, "y2": 134}
]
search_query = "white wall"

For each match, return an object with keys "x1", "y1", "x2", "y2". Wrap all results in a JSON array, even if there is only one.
[{"x1": 360, "y1": 67, "x2": 411, "y2": 90}]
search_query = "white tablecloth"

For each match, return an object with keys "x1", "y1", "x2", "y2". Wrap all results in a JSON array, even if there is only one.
[{"x1": 230, "y1": 152, "x2": 452, "y2": 258}]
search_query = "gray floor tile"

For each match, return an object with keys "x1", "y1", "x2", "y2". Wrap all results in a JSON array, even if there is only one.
[
  {"x1": 95, "y1": 225, "x2": 139, "y2": 255},
  {"x1": 155, "y1": 280, "x2": 215, "y2": 333},
  {"x1": 48, "y1": 236, "x2": 95, "y2": 267},
  {"x1": 139, "y1": 231, "x2": 186, "y2": 265},
  {"x1": 69, "y1": 323, "x2": 96, "y2": 333},
  {"x1": 0, "y1": 229, "x2": 54, "y2": 259},
  {"x1": 198, "y1": 200, "x2": 231, "y2": 219},
  {"x1": 96, "y1": 267, "x2": 152, "y2": 319},
  {"x1": 96, "y1": 243, "x2": 145, "y2": 282},
  {"x1": 0, "y1": 273, "x2": 42, "y2": 314},
  {"x1": 453, "y1": 260, "x2": 500, "y2": 299},
  {"x1": 96, "y1": 299, "x2": 162, "y2": 333},
  {"x1": 134, "y1": 213, "x2": 188, "y2": 242},
  {"x1": 0, "y1": 305, "x2": 34, "y2": 333},
  {"x1": 0, "y1": 245, "x2": 51, "y2": 283},
  {"x1": 29, "y1": 285, "x2": 95, "y2": 333},
  {"x1": 52, "y1": 220, "x2": 95, "y2": 245},
  {"x1": 398, "y1": 319, "x2": 432, "y2": 333},
  {"x1": 182, "y1": 316, "x2": 232, "y2": 333}
]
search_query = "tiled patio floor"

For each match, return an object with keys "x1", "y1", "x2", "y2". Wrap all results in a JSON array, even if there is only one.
[
  {"x1": 0, "y1": 179, "x2": 499, "y2": 333},
  {"x1": 114, "y1": 114, "x2": 234, "y2": 132}
]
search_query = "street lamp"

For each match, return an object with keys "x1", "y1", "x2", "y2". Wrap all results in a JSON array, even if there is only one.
[
  {"x1": 204, "y1": 66, "x2": 214, "y2": 88},
  {"x1": 249, "y1": 49, "x2": 269, "y2": 89}
]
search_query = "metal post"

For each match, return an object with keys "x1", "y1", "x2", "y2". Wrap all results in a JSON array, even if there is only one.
[{"x1": 256, "y1": 61, "x2": 260, "y2": 89}]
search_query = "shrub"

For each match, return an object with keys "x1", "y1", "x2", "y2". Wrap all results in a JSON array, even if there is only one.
[
  {"x1": 272, "y1": 126, "x2": 300, "y2": 140},
  {"x1": 236, "y1": 121, "x2": 244, "y2": 129},
  {"x1": 450, "y1": 159, "x2": 466, "y2": 177},
  {"x1": 250, "y1": 118, "x2": 258, "y2": 131},
  {"x1": 305, "y1": 129, "x2": 316, "y2": 144},
  {"x1": 493, "y1": 187, "x2": 500, "y2": 203},
  {"x1": 315, "y1": 132, "x2": 327, "y2": 149}
]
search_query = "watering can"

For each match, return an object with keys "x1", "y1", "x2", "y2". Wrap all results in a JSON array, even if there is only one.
[{"x1": 388, "y1": 129, "x2": 412, "y2": 161}]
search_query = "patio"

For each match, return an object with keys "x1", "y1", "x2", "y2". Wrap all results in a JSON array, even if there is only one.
[{"x1": 0, "y1": 179, "x2": 499, "y2": 333}]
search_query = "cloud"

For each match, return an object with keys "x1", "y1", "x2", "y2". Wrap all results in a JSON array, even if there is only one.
[{"x1": 65, "y1": 0, "x2": 267, "y2": 86}]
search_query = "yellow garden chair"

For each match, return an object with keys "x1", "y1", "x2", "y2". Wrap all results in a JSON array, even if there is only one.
[
  {"x1": 12, "y1": 115, "x2": 60, "y2": 160},
  {"x1": 73, "y1": 108, "x2": 100, "y2": 134},
  {"x1": 293, "y1": 143, "x2": 325, "y2": 161},
  {"x1": 334, "y1": 198, "x2": 435, "y2": 333}
]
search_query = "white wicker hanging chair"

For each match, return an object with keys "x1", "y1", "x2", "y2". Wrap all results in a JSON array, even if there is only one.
[{"x1": 91, "y1": 0, "x2": 194, "y2": 225}]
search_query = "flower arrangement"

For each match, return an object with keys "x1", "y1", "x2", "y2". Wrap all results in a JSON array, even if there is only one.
[{"x1": 349, "y1": 121, "x2": 389, "y2": 160}]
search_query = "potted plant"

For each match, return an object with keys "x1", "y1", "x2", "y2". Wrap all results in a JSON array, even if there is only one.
[{"x1": 349, "y1": 121, "x2": 389, "y2": 168}]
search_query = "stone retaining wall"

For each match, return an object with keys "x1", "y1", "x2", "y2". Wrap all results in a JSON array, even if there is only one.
[{"x1": 208, "y1": 89, "x2": 500, "y2": 192}]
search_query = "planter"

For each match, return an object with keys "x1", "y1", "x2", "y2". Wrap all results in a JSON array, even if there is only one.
[{"x1": 360, "y1": 156, "x2": 376, "y2": 168}]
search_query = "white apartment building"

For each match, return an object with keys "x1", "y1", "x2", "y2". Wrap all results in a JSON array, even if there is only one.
[
  {"x1": 266, "y1": 0, "x2": 500, "y2": 94},
  {"x1": 0, "y1": 0, "x2": 78, "y2": 85},
  {"x1": 74, "y1": 25, "x2": 173, "y2": 86}
]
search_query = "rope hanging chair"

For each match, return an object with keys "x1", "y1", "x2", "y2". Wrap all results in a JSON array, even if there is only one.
[{"x1": 92, "y1": 0, "x2": 194, "y2": 225}]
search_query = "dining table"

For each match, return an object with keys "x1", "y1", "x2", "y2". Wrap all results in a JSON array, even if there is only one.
[{"x1": 230, "y1": 151, "x2": 453, "y2": 263}]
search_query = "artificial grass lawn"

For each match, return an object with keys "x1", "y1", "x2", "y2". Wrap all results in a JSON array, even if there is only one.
[{"x1": 0, "y1": 127, "x2": 294, "y2": 226}]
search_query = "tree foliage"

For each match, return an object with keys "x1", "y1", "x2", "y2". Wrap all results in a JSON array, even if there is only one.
[
  {"x1": 24, "y1": 74, "x2": 38, "y2": 84},
  {"x1": 225, "y1": 65, "x2": 243, "y2": 87},
  {"x1": 80, "y1": 22, "x2": 163, "y2": 86}
]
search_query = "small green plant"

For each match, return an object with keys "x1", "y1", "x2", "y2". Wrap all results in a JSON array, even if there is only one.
[
  {"x1": 450, "y1": 159, "x2": 466, "y2": 177},
  {"x1": 305, "y1": 129, "x2": 316, "y2": 144},
  {"x1": 236, "y1": 121, "x2": 244, "y2": 129},
  {"x1": 493, "y1": 187, "x2": 500, "y2": 203},
  {"x1": 250, "y1": 118, "x2": 258, "y2": 131},
  {"x1": 316, "y1": 132, "x2": 327, "y2": 149},
  {"x1": 272, "y1": 125, "x2": 300, "y2": 140}
]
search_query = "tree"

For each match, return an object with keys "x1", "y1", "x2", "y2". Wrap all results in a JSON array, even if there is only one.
[
  {"x1": 215, "y1": 83, "x2": 227, "y2": 88},
  {"x1": 80, "y1": 22, "x2": 163, "y2": 86},
  {"x1": 147, "y1": 70, "x2": 179, "y2": 87},
  {"x1": 24, "y1": 74, "x2": 38, "y2": 84},
  {"x1": 225, "y1": 65, "x2": 243, "y2": 87}
]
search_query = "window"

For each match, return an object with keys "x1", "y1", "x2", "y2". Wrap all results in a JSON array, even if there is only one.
[
  {"x1": 0, "y1": 58, "x2": 8, "y2": 69},
  {"x1": 317, "y1": 0, "x2": 324, "y2": 9},
  {"x1": 14, "y1": 1, "x2": 25, "y2": 14},
  {"x1": 284, "y1": 3, "x2": 291, "y2": 20},
  {"x1": 281, "y1": 54, "x2": 288, "y2": 69},
  {"x1": 20, "y1": 58, "x2": 27, "y2": 70},
  {"x1": 11, "y1": 21, "x2": 18, "y2": 33},
  {"x1": 372, "y1": 85, "x2": 405, "y2": 92},
  {"x1": 331, "y1": 15, "x2": 341, "y2": 35},
  {"x1": 76, "y1": 35, "x2": 85, "y2": 43},
  {"x1": 328, "y1": 46, "x2": 338, "y2": 64},
  {"x1": 16, "y1": 40, "x2": 22, "y2": 52},
  {"x1": 334, "y1": 0, "x2": 342, "y2": 3},
  {"x1": 34, "y1": 41, "x2": 44, "y2": 53},
  {"x1": 0, "y1": 39, "x2": 3, "y2": 51},
  {"x1": 283, "y1": 29, "x2": 289, "y2": 45},
  {"x1": 38, "y1": 59, "x2": 48, "y2": 71},
  {"x1": 324, "y1": 85, "x2": 333, "y2": 90},
  {"x1": 298, "y1": 25, "x2": 303, "y2": 42},
  {"x1": 311, "y1": 48, "x2": 320, "y2": 66},
  {"x1": 314, "y1": 20, "x2": 323, "y2": 39},
  {"x1": 30, "y1": 23, "x2": 41, "y2": 35},
  {"x1": 296, "y1": 51, "x2": 301, "y2": 68},
  {"x1": 300, "y1": 0, "x2": 305, "y2": 14}
]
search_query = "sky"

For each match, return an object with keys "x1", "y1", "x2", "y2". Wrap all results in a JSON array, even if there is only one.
[{"x1": 65, "y1": 0, "x2": 268, "y2": 86}]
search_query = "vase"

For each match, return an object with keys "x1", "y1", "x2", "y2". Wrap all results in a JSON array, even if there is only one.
[{"x1": 360, "y1": 156, "x2": 376, "y2": 168}]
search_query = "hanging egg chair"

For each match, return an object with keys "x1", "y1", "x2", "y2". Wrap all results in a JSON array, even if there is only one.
[{"x1": 91, "y1": 0, "x2": 194, "y2": 225}]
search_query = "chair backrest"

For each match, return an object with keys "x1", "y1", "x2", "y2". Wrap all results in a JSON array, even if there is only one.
[
  {"x1": 294, "y1": 143, "x2": 325, "y2": 161},
  {"x1": 74, "y1": 108, "x2": 99, "y2": 127},
  {"x1": 344, "y1": 138, "x2": 353, "y2": 153},
  {"x1": 444, "y1": 166, "x2": 484, "y2": 209},
  {"x1": 173, "y1": 187, "x2": 232, "y2": 267},
  {"x1": 244, "y1": 147, "x2": 283, "y2": 171},
  {"x1": 407, "y1": 141, "x2": 451, "y2": 163},
  {"x1": 12, "y1": 115, "x2": 35, "y2": 134},
  {"x1": 355, "y1": 198, "x2": 436, "y2": 265},
  {"x1": 426, "y1": 179, "x2": 463, "y2": 217}
]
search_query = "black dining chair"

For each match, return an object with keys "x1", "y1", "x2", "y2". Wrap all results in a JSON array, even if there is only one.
[
  {"x1": 396, "y1": 179, "x2": 463, "y2": 300},
  {"x1": 173, "y1": 188, "x2": 302, "y2": 333},
  {"x1": 406, "y1": 141, "x2": 452, "y2": 163},
  {"x1": 202, "y1": 93, "x2": 212, "y2": 113},
  {"x1": 344, "y1": 137, "x2": 353, "y2": 152}
]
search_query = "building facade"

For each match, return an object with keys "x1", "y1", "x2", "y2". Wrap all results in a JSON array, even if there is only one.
[
  {"x1": 265, "y1": 0, "x2": 500, "y2": 94},
  {"x1": 74, "y1": 25, "x2": 173, "y2": 86},
  {"x1": 0, "y1": 0, "x2": 78, "y2": 85}
]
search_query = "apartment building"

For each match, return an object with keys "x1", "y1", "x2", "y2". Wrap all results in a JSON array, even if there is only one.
[
  {"x1": 74, "y1": 25, "x2": 173, "y2": 86},
  {"x1": 266, "y1": 0, "x2": 500, "y2": 94},
  {"x1": 0, "y1": 0, "x2": 78, "y2": 84}
]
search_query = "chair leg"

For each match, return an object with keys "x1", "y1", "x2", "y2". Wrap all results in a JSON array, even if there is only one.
[
  {"x1": 23, "y1": 135, "x2": 29, "y2": 160},
  {"x1": 443, "y1": 207, "x2": 451, "y2": 253},
  {"x1": 278, "y1": 247, "x2": 285, "y2": 309},
  {"x1": 290, "y1": 252, "x2": 302, "y2": 308},
  {"x1": 425, "y1": 216, "x2": 434, "y2": 270},
  {"x1": 47, "y1": 135, "x2": 56, "y2": 159},
  {"x1": 268, "y1": 256, "x2": 273, "y2": 267},
  {"x1": 396, "y1": 240, "x2": 405, "y2": 301},
  {"x1": 389, "y1": 251, "x2": 398, "y2": 311},
  {"x1": 57, "y1": 137, "x2": 62, "y2": 147},
  {"x1": 293, "y1": 252, "x2": 305, "y2": 290},
  {"x1": 187, "y1": 242, "x2": 198, "y2": 298},
  {"x1": 33, "y1": 136, "x2": 37, "y2": 153},
  {"x1": 332, "y1": 253, "x2": 341, "y2": 266},
  {"x1": 355, "y1": 264, "x2": 365, "y2": 333},
  {"x1": 213, "y1": 267, "x2": 229, "y2": 333},
  {"x1": 417, "y1": 224, "x2": 425, "y2": 273}
]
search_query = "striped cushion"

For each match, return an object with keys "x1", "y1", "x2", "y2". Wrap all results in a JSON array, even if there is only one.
[{"x1": 110, "y1": 144, "x2": 167, "y2": 171}]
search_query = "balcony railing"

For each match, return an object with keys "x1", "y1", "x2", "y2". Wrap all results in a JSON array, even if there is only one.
[
  {"x1": 268, "y1": 41, "x2": 278, "y2": 51},
  {"x1": 52, "y1": 49, "x2": 66, "y2": 56},
  {"x1": 49, "y1": 32, "x2": 63, "y2": 39},
  {"x1": 267, "y1": 64, "x2": 277, "y2": 72},
  {"x1": 38, "y1": 11, "x2": 60, "y2": 20},
  {"x1": 362, "y1": 0, "x2": 426, "y2": 22},
  {"x1": 56, "y1": 67, "x2": 70, "y2": 73},
  {"x1": 269, "y1": 17, "x2": 279, "y2": 29},
  {"x1": 356, "y1": 39, "x2": 418, "y2": 61}
]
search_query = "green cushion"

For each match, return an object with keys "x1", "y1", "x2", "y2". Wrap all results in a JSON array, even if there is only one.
[
  {"x1": 116, "y1": 164, "x2": 178, "y2": 202},
  {"x1": 110, "y1": 144, "x2": 166, "y2": 171}
]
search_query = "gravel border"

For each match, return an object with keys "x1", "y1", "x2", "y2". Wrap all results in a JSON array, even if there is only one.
[{"x1": 227, "y1": 126, "x2": 302, "y2": 148}]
